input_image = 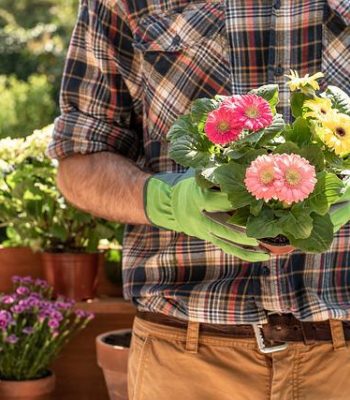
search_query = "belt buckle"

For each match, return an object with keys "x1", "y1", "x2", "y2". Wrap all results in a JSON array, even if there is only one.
[{"x1": 252, "y1": 312, "x2": 289, "y2": 354}]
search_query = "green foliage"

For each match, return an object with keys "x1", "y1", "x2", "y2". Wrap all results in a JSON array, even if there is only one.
[
  {"x1": 0, "y1": 127, "x2": 122, "y2": 252},
  {"x1": 0, "y1": 75, "x2": 55, "y2": 138},
  {"x1": 0, "y1": 0, "x2": 80, "y2": 136},
  {"x1": 167, "y1": 77, "x2": 350, "y2": 256},
  {"x1": 325, "y1": 86, "x2": 350, "y2": 116}
]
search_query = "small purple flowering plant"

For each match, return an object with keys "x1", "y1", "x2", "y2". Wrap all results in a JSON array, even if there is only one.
[{"x1": 0, "y1": 276, "x2": 94, "y2": 381}]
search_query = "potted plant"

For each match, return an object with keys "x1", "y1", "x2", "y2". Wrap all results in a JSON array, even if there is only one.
[
  {"x1": 0, "y1": 126, "x2": 122, "y2": 299},
  {"x1": 96, "y1": 329, "x2": 131, "y2": 400},
  {"x1": 167, "y1": 71, "x2": 350, "y2": 258},
  {"x1": 0, "y1": 275, "x2": 94, "y2": 399}
]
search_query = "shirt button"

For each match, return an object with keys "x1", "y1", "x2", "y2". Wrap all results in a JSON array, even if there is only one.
[
  {"x1": 172, "y1": 34, "x2": 181, "y2": 46},
  {"x1": 261, "y1": 266, "x2": 270, "y2": 276},
  {"x1": 273, "y1": 0, "x2": 281, "y2": 9},
  {"x1": 274, "y1": 65, "x2": 285, "y2": 76}
]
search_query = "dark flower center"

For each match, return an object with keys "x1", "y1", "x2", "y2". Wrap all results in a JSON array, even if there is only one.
[{"x1": 336, "y1": 127, "x2": 346, "y2": 137}]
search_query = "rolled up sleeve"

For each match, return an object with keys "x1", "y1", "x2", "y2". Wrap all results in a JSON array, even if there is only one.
[{"x1": 47, "y1": 0, "x2": 142, "y2": 160}]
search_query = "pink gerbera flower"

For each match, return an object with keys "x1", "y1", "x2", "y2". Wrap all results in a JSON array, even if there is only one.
[
  {"x1": 244, "y1": 155, "x2": 283, "y2": 201},
  {"x1": 231, "y1": 94, "x2": 274, "y2": 132},
  {"x1": 220, "y1": 95, "x2": 243, "y2": 110},
  {"x1": 204, "y1": 107, "x2": 243, "y2": 145},
  {"x1": 274, "y1": 154, "x2": 317, "y2": 204}
]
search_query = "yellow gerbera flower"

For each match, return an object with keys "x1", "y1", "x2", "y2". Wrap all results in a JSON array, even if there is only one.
[
  {"x1": 321, "y1": 113, "x2": 350, "y2": 156},
  {"x1": 285, "y1": 70, "x2": 324, "y2": 94},
  {"x1": 303, "y1": 97, "x2": 334, "y2": 120}
]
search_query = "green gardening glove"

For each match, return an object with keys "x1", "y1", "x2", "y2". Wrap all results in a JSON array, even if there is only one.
[{"x1": 144, "y1": 170, "x2": 270, "y2": 262}]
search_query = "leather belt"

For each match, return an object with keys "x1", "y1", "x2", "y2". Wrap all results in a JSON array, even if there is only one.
[{"x1": 136, "y1": 311, "x2": 350, "y2": 351}]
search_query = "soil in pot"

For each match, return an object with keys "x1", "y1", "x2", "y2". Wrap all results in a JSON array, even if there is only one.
[
  {"x1": 259, "y1": 235, "x2": 295, "y2": 255},
  {"x1": 96, "y1": 330, "x2": 131, "y2": 400},
  {"x1": 0, "y1": 372, "x2": 55, "y2": 400}
]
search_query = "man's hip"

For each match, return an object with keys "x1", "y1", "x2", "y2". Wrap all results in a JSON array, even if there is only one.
[{"x1": 128, "y1": 312, "x2": 350, "y2": 400}]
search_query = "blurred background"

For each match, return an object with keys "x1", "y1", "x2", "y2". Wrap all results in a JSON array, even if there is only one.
[{"x1": 0, "y1": 0, "x2": 79, "y2": 139}]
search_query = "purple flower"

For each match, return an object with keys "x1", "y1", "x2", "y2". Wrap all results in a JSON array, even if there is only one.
[
  {"x1": 11, "y1": 276, "x2": 22, "y2": 283},
  {"x1": 10, "y1": 304, "x2": 25, "y2": 314},
  {"x1": 49, "y1": 310, "x2": 63, "y2": 321},
  {"x1": 0, "y1": 311, "x2": 13, "y2": 331},
  {"x1": 75, "y1": 310, "x2": 94, "y2": 321},
  {"x1": 75, "y1": 309, "x2": 86, "y2": 318},
  {"x1": 48, "y1": 319, "x2": 60, "y2": 330},
  {"x1": 0, "y1": 295, "x2": 16, "y2": 304},
  {"x1": 34, "y1": 279, "x2": 49, "y2": 288},
  {"x1": 22, "y1": 326, "x2": 34, "y2": 335},
  {"x1": 5, "y1": 334, "x2": 19, "y2": 344},
  {"x1": 16, "y1": 286, "x2": 30, "y2": 296}
]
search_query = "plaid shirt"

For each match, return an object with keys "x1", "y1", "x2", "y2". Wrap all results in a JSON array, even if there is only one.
[{"x1": 48, "y1": 0, "x2": 350, "y2": 324}]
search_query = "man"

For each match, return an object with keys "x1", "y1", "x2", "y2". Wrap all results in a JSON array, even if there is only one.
[{"x1": 48, "y1": 0, "x2": 350, "y2": 398}]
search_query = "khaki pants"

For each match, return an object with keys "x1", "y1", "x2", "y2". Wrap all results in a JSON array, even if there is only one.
[{"x1": 128, "y1": 316, "x2": 350, "y2": 400}]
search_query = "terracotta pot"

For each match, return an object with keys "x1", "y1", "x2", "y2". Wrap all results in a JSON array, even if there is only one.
[
  {"x1": 0, "y1": 372, "x2": 55, "y2": 399},
  {"x1": 0, "y1": 247, "x2": 44, "y2": 293},
  {"x1": 259, "y1": 240, "x2": 295, "y2": 255},
  {"x1": 96, "y1": 330, "x2": 131, "y2": 400},
  {"x1": 41, "y1": 252, "x2": 101, "y2": 301}
]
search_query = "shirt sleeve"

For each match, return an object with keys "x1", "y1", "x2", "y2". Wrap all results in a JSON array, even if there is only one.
[{"x1": 47, "y1": 0, "x2": 143, "y2": 161}]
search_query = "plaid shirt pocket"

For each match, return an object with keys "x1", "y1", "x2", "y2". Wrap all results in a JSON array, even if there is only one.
[
  {"x1": 130, "y1": 1, "x2": 231, "y2": 145},
  {"x1": 133, "y1": 1, "x2": 225, "y2": 52}
]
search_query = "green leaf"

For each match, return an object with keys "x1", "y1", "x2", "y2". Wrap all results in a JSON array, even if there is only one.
[
  {"x1": 227, "y1": 207, "x2": 250, "y2": 226},
  {"x1": 279, "y1": 209, "x2": 313, "y2": 239},
  {"x1": 291, "y1": 92, "x2": 307, "y2": 118},
  {"x1": 214, "y1": 162, "x2": 254, "y2": 209},
  {"x1": 299, "y1": 144, "x2": 325, "y2": 172},
  {"x1": 166, "y1": 114, "x2": 197, "y2": 141},
  {"x1": 250, "y1": 84, "x2": 279, "y2": 113},
  {"x1": 195, "y1": 171, "x2": 216, "y2": 189},
  {"x1": 274, "y1": 141, "x2": 301, "y2": 155},
  {"x1": 325, "y1": 86, "x2": 350, "y2": 116},
  {"x1": 286, "y1": 117, "x2": 312, "y2": 146},
  {"x1": 246, "y1": 208, "x2": 282, "y2": 239},
  {"x1": 250, "y1": 200, "x2": 264, "y2": 216},
  {"x1": 190, "y1": 98, "x2": 219, "y2": 124},
  {"x1": 289, "y1": 213, "x2": 334, "y2": 252},
  {"x1": 200, "y1": 166, "x2": 219, "y2": 185},
  {"x1": 168, "y1": 135, "x2": 211, "y2": 168},
  {"x1": 256, "y1": 115, "x2": 285, "y2": 146},
  {"x1": 305, "y1": 172, "x2": 343, "y2": 215},
  {"x1": 50, "y1": 224, "x2": 68, "y2": 241}
]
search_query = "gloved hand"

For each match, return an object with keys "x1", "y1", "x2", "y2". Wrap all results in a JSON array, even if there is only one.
[{"x1": 144, "y1": 169, "x2": 270, "y2": 262}]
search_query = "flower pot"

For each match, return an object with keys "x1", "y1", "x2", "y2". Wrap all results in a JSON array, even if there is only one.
[
  {"x1": 96, "y1": 330, "x2": 131, "y2": 400},
  {"x1": 0, "y1": 372, "x2": 55, "y2": 399},
  {"x1": 259, "y1": 240, "x2": 295, "y2": 255},
  {"x1": 0, "y1": 247, "x2": 44, "y2": 293},
  {"x1": 41, "y1": 252, "x2": 101, "y2": 301}
]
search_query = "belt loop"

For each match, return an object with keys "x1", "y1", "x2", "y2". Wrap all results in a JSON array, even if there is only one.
[
  {"x1": 329, "y1": 320, "x2": 347, "y2": 351},
  {"x1": 185, "y1": 321, "x2": 200, "y2": 354}
]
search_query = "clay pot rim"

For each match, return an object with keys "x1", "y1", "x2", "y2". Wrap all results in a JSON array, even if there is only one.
[
  {"x1": 96, "y1": 329, "x2": 132, "y2": 349},
  {"x1": 0, "y1": 371, "x2": 55, "y2": 397},
  {"x1": 259, "y1": 238, "x2": 291, "y2": 247}
]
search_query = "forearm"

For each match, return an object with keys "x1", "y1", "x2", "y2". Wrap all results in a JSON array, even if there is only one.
[{"x1": 56, "y1": 152, "x2": 151, "y2": 225}]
